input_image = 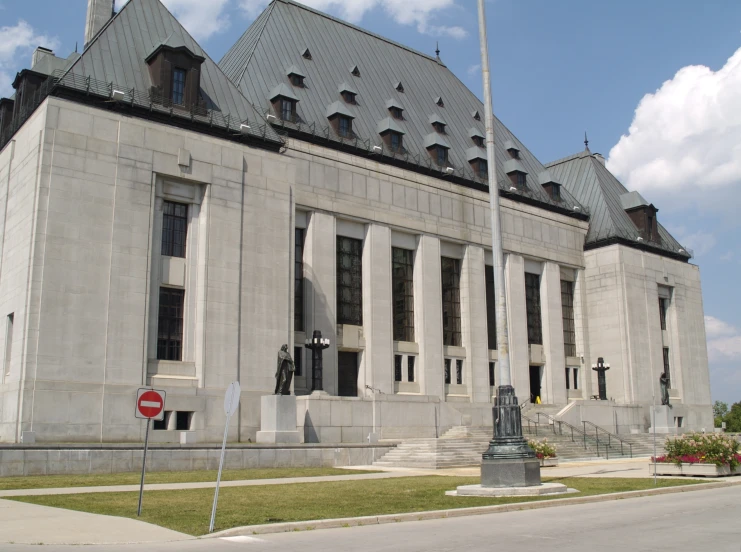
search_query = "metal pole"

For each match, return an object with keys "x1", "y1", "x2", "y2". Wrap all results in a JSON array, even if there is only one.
[
  {"x1": 137, "y1": 418, "x2": 150, "y2": 517},
  {"x1": 209, "y1": 416, "x2": 231, "y2": 533},
  {"x1": 652, "y1": 397, "x2": 657, "y2": 486}
]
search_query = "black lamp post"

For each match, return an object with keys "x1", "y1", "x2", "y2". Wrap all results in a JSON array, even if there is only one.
[
  {"x1": 592, "y1": 357, "x2": 610, "y2": 400},
  {"x1": 304, "y1": 330, "x2": 330, "y2": 392}
]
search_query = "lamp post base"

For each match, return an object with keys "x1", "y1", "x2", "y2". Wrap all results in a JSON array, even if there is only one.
[{"x1": 481, "y1": 456, "x2": 541, "y2": 488}]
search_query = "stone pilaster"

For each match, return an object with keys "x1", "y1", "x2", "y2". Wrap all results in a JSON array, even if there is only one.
[
  {"x1": 460, "y1": 245, "x2": 489, "y2": 403},
  {"x1": 541, "y1": 262, "x2": 567, "y2": 404},
  {"x1": 505, "y1": 254, "x2": 529, "y2": 401},
  {"x1": 414, "y1": 235, "x2": 443, "y2": 398}
]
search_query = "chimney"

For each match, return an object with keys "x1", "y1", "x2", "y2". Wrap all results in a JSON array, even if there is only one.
[
  {"x1": 32, "y1": 47, "x2": 55, "y2": 70},
  {"x1": 594, "y1": 153, "x2": 606, "y2": 166},
  {"x1": 85, "y1": 0, "x2": 115, "y2": 48}
]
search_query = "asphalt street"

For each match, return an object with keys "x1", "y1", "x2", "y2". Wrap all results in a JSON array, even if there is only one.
[{"x1": 4, "y1": 484, "x2": 740, "y2": 552}]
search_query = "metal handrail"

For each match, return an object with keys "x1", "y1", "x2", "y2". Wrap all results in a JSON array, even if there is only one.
[
  {"x1": 521, "y1": 413, "x2": 539, "y2": 436},
  {"x1": 582, "y1": 420, "x2": 633, "y2": 459},
  {"x1": 536, "y1": 413, "x2": 593, "y2": 453}
]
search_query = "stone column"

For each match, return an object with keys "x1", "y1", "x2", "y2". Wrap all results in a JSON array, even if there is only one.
[
  {"x1": 413, "y1": 235, "x2": 444, "y2": 398},
  {"x1": 541, "y1": 262, "x2": 567, "y2": 405},
  {"x1": 505, "y1": 254, "x2": 528, "y2": 401},
  {"x1": 304, "y1": 212, "x2": 337, "y2": 395},
  {"x1": 361, "y1": 224, "x2": 393, "y2": 395},
  {"x1": 460, "y1": 245, "x2": 490, "y2": 403},
  {"x1": 573, "y1": 269, "x2": 592, "y2": 399}
]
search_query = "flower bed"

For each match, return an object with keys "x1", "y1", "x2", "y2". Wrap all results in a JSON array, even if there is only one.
[
  {"x1": 529, "y1": 439, "x2": 558, "y2": 467},
  {"x1": 651, "y1": 433, "x2": 741, "y2": 477}
]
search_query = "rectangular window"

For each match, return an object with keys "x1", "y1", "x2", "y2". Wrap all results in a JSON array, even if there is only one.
[
  {"x1": 338, "y1": 116, "x2": 352, "y2": 138},
  {"x1": 157, "y1": 287, "x2": 185, "y2": 361},
  {"x1": 295, "y1": 229, "x2": 305, "y2": 332},
  {"x1": 390, "y1": 132, "x2": 402, "y2": 152},
  {"x1": 281, "y1": 99, "x2": 294, "y2": 121},
  {"x1": 441, "y1": 257, "x2": 461, "y2": 347},
  {"x1": 392, "y1": 247, "x2": 415, "y2": 342},
  {"x1": 4, "y1": 313, "x2": 13, "y2": 377},
  {"x1": 485, "y1": 265, "x2": 497, "y2": 350},
  {"x1": 573, "y1": 368, "x2": 579, "y2": 390},
  {"x1": 153, "y1": 411, "x2": 171, "y2": 430},
  {"x1": 659, "y1": 297, "x2": 668, "y2": 331},
  {"x1": 172, "y1": 68, "x2": 186, "y2": 105},
  {"x1": 489, "y1": 362, "x2": 495, "y2": 387},
  {"x1": 294, "y1": 346, "x2": 302, "y2": 377},
  {"x1": 175, "y1": 411, "x2": 193, "y2": 431},
  {"x1": 561, "y1": 280, "x2": 576, "y2": 357},
  {"x1": 436, "y1": 146, "x2": 447, "y2": 166},
  {"x1": 565, "y1": 367, "x2": 571, "y2": 390},
  {"x1": 456, "y1": 359, "x2": 463, "y2": 385},
  {"x1": 337, "y1": 236, "x2": 363, "y2": 326},
  {"x1": 663, "y1": 347, "x2": 671, "y2": 388},
  {"x1": 161, "y1": 201, "x2": 188, "y2": 258},
  {"x1": 444, "y1": 358, "x2": 451, "y2": 384},
  {"x1": 477, "y1": 160, "x2": 488, "y2": 179},
  {"x1": 407, "y1": 356, "x2": 415, "y2": 383},
  {"x1": 509, "y1": 172, "x2": 526, "y2": 190},
  {"x1": 394, "y1": 354, "x2": 403, "y2": 382},
  {"x1": 525, "y1": 273, "x2": 543, "y2": 345}
]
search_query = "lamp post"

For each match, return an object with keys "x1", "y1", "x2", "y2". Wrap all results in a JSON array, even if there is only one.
[
  {"x1": 305, "y1": 330, "x2": 330, "y2": 393},
  {"x1": 592, "y1": 357, "x2": 610, "y2": 400},
  {"x1": 477, "y1": 0, "x2": 540, "y2": 488}
]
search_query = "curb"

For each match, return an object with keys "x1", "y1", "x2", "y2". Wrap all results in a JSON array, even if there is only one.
[{"x1": 206, "y1": 478, "x2": 741, "y2": 538}]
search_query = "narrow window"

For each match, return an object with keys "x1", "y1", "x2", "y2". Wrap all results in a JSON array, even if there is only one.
[
  {"x1": 336, "y1": 236, "x2": 363, "y2": 326},
  {"x1": 390, "y1": 132, "x2": 402, "y2": 152},
  {"x1": 433, "y1": 121, "x2": 446, "y2": 134},
  {"x1": 444, "y1": 358, "x2": 451, "y2": 384},
  {"x1": 441, "y1": 257, "x2": 461, "y2": 347},
  {"x1": 456, "y1": 359, "x2": 463, "y2": 384},
  {"x1": 407, "y1": 356, "x2": 415, "y2": 383},
  {"x1": 153, "y1": 411, "x2": 171, "y2": 430},
  {"x1": 396, "y1": 82, "x2": 404, "y2": 93},
  {"x1": 157, "y1": 287, "x2": 185, "y2": 361},
  {"x1": 551, "y1": 183, "x2": 561, "y2": 201},
  {"x1": 565, "y1": 367, "x2": 570, "y2": 390},
  {"x1": 573, "y1": 368, "x2": 579, "y2": 390},
  {"x1": 290, "y1": 74, "x2": 304, "y2": 87},
  {"x1": 436, "y1": 97, "x2": 444, "y2": 108},
  {"x1": 663, "y1": 347, "x2": 671, "y2": 388},
  {"x1": 338, "y1": 115, "x2": 352, "y2": 138},
  {"x1": 172, "y1": 68, "x2": 186, "y2": 105},
  {"x1": 4, "y1": 313, "x2": 13, "y2": 377},
  {"x1": 176, "y1": 411, "x2": 193, "y2": 431},
  {"x1": 489, "y1": 362, "x2": 495, "y2": 387},
  {"x1": 294, "y1": 346, "x2": 302, "y2": 376},
  {"x1": 280, "y1": 98, "x2": 294, "y2": 121},
  {"x1": 390, "y1": 107, "x2": 403, "y2": 120},
  {"x1": 659, "y1": 297, "x2": 667, "y2": 331},
  {"x1": 561, "y1": 280, "x2": 576, "y2": 357},
  {"x1": 525, "y1": 273, "x2": 543, "y2": 345},
  {"x1": 392, "y1": 247, "x2": 414, "y2": 342},
  {"x1": 394, "y1": 354, "x2": 403, "y2": 382},
  {"x1": 472, "y1": 135, "x2": 484, "y2": 147},
  {"x1": 473, "y1": 111, "x2": 481, "y2": 121},
  {"x1": 295, "y1": 229, "x2": 305, "y2": 332},
  {"x1": 485, "y1": 265, "x2": 497, "y2": 350},
  {"x1": 161, "y1": 201, "x2": 188, "y2": 258},
  {"x1": 477, "y1": 159, "x2": 488, "y2": 179},
  {"x1": 342, "y1": 91, "x2": 356, "y2": 104},
  {"x1": 647, "y1": 213, "x2": 654, "y2": 241},
  {"x1": 435, "y1": 146, "x2": 448, "y2": 166}
]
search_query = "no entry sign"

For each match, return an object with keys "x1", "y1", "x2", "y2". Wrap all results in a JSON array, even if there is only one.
[{"x1": 135, "y1": 388, "x2": 166, "y2": 421}]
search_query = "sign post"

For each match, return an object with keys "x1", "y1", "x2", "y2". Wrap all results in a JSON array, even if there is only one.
[
  {"x1": 135, "y1": 388, "x2": 166, "y2": 516},
  {"x1": 209, "y1": 381, "x2": 241, "y2": 533}
]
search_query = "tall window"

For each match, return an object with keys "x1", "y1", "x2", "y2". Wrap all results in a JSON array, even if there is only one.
[
  {"x1": 390, "y1": 132, "x2": 402, "y2": 152},
  {"x1": 441, "y1": 257, "x2": 461, "y2": 347},
  {"x1": 659, "y1": 297, "x2": 668, "y2": 331},
  {"x1": 565, "y1": 367, "x2": 570, "y2": 390},
  {"x1": 435, "y1": 146, "x2": 448, "y2": 166},
  {"x1": 294, "y1": 346, "x2": 302, "y2": 376},
  {"x1": 4, "y1": 313, "x2": 13, "y2": 377},
  {"x1": 456, "y1": 359, "x2": 463, "y2": 385},
  {"x1": 337, "y1": 236, "x2": 363, "y2": 325},
  {"x1": 157, "y1": 288, "x2": 185, "y2": 361},
  {"x1": 280, "y1": 98, "x2": 294, "y2": 121},
  {"x1": 407, "y1": 356, "x2": 415, "y2": 382},
  {"x1": 172, "y1": 68, "x2": 186, "y2": 105},
  {"x1": 561, "y1": 280, "x2": 576, "y2": 357},
  {"x1": 394, "y1": 355, "x2": 403, "y2": 382},
  {"x1": 338, "y1": 116, "x2": 352, "y2": 138},
  {"x1": 663, "y1": 347, "x2": 671, "y2": 388},
  {"x1": 489, "y1": 362, "x2": 495, "y2": 387},
  {"x1": 485, "y1": 265, "x2": 497, "y2": 350},
  {"x1": 477, "y1": 160, "x2": 488, "y2": 179},
  {"x1": 294, "y1": 229, "x2": 305, "y2": 332},
  {"x1": 161, "y1": 201, "x2": 188, "y2": 258},
  {"x1": 444, "y1": 358, "x2": 451, "y2": 384},
  {"x1": 392, "y1": 247, "x2": 414, "y2": 342},
  {"x1": 525, "y1": 273, "x2": 542, "y2": 345}
]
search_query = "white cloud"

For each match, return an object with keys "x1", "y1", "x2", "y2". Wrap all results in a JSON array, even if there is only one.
[
  {"x1": 666, "y1": 227, "x2": 716, "y2": 257},
  {"x1": 0, "y1": 20, "x2": 59, "y2": 97},
  {"x1": 240, "y1": 0, "x2": 467, "y2": 38},
  {"x1": 467, "y1": 63, "x2": 481, "y2": 76},
  {"x1": 607, "y1": 48, "x2": 741, "y2": 208},
  {"x1": 720, "y1": 251, "x2": 734, "y2": 262},
  {"x1": 116, "y1": 0, "x2": 231, "y2": 41},
  {"x1": 705, "y1": 315, "x2": 741, "y2": 361}
]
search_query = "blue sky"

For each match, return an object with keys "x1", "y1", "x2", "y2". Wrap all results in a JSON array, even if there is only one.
[{"x1": 1, "y1": 0, "x2": 740, "y2": 404}]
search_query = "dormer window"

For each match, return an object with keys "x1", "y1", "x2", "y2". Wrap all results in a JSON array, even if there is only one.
[
  {"x1": 389, "y1": 132, "x2": 403, "y2": 152},
  {"x1": 146, "y1": 40, "x2": 205, "y2": 109},
  {"x1": 338, "y1": 115, "x2": 352, "y2": 138},
  {"x1": 290, "y1": 74, "x2": 304, "y2": 87},
  {"x1": 434, "y1": 145, "x2": 447, "y2": 166},
  {"x1": 342, "y1": 90, "x2": 356, "y2": 104},
  {"x1": 351, "y1": 65, "x2": 360, "y2": 77},
  {"x1": 390, "y1": 107, "x2": 402, "y2": 120},
  {"x1": 270, "y1": 83, "x2": 300, "y2": 123},
  {"x1": 395, "y1": 82, "x2": 404, "y2": 93},
  {"x1": 326, "y1": 101, "x2": 355, "y2": 139},
  {"x1": 542, "y1": 182, "x2": 561, "y2": 200},
  {"x1": 472, "y1": 135, "x2": 484, "y2": 147},
  {"x1": 436, "y1": 97, "x2": 444, "y2": 108},
  {"x1": 433, "y1": 122, "x2": 446, "y2": 134},
  {"x1": 472, "y1": 110, "x2": 481, "y2": 121},
  {"x1": 302, "y1": 48, "x2": 312, "y2": 60},
  {"x1": 620, "y1": 191, "x2": 661, "y2": 244},
  {"x1": 281, "y1": 98, "x2": 296, "y2": 121},
  {"x1": 475, "y1": 159, "x2": 488, "y2": 179},
  {"x1": 509, "y1": 171, "x2": 526, "y2": 189},
  {"x1": 172, "y1": 68, "x2": 186, "y2": 105},
  {"x1": 508, "y1": 148, "x2": 520, "y2": 159}
]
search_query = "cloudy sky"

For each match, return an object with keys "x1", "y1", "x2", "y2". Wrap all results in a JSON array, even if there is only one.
[{"x1": 1, "y1": 0, "x2": 740, "y2": 403}]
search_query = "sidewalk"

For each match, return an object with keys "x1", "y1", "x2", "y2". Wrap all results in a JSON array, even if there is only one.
[{"x1": 0, "y1": 498, "x2": 190, "y2": 545}]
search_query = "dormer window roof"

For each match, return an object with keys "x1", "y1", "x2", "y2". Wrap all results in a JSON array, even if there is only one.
[
  {"x1": 538, "y1": 171, "x2": 563, "y2": 201},
  {"x1": 504, "y1": 139, "x2": 520, "y2": 159},
  {"x1": 424, "y1": 133, "x2": 451, "y2": 150},
  {"x1": 377, "y1": 117, "x2": 405, "y2": 136},
  {"x1": 504, "y1": 158, "x2": 528, "y2": 190},
  {"x1": 350, "y1": 65, "x2": 360, "y2": 77},
  {"x1": 286, "y1": 65, "x2": 305, "y2": 87},
  {"x1": 472, "y1": 110, "x2": 481, "y2": 121},
  {"x1": 326, "y1": 101, "x2": 355, "y2": 120},
  {"x1": 378, "y1": 118, "x2": 405, "y2": 152},
  {"x1": 435, "y1": 96, "x2": 444, "y2": 107},
  {"x1": 326, "y1": 101, "x2": 355, "y2": 139},
  {"x1": 395, "y1": 82, "x2": 404, "y2": 93},
  {"x1": 145, "y1": 38, "x2": 205, "y2": 109},
  {"x1": 469, "y1": 127, "x2": 485, "y2": 147},
  {"x1": 621, "y1": 191, "x2": 660, "y2": 243},
  {"x1": 386, "y1": 99, "x2": 404, "y2": 119},
  {"x1": 302, "y1": 47, "x2": 312, "y2": 60},
  {"x1": 466, "y1": 147, "x2": 487, "y2": 162},
  {"x1": 338, "y1": 82, "x2": 358, "y2": 103},
  {"x1": 429, "y1": 114, "x2": 447, "y2": 134},
  {"x1": 269, "y1": 83, "x2": 299, "y2": 102}
]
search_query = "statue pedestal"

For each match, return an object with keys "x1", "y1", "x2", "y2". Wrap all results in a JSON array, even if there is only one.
[
  {"x1": 256, "y1": 395, "x2": 302, "y2": 444},
  {"x1": 649, "y1": 405, "x2": 674, "y2": 434}
]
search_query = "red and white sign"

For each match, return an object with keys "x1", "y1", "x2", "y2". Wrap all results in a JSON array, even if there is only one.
[{"x1": 135, "y1": 388, "x2": 166, "y2": 421}]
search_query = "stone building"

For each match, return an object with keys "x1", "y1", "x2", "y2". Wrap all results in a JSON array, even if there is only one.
[{"x1": 0, "y1": 0, "x2": 712, "y2": 444}]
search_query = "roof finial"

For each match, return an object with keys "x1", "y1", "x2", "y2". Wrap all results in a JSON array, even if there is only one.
[
  {"x1": 435, "y1": 42, "x2": 440, "y2": 58},
  {"x1": 584, "y1": 131, "x2": 589, "y2": 150}
]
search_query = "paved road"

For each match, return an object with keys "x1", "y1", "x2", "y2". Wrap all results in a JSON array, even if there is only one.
[{"x1": 4, "y1": 485, "x2": 740, "y2": 551}]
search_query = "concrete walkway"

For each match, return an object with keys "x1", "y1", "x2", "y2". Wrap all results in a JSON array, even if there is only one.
[{"x1": 0, "y1": 498, "x2": 190, "y2": 545}]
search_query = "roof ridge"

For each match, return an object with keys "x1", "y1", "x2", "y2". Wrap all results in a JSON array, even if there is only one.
[
  {"x1": 274, "y1": 0, "x2": 442, "y2": 65},
  {"x1": 544, "y1": 150, "x2": 590, "y2": 168},
  {"x1": 236, "y1": 1, "x2": 277, "y2": 86}
]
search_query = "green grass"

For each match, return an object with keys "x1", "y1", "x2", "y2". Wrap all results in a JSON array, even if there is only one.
[
  {"x1": 8, "y1": 476, "x2": 703, "y2": 536},
  {"x1": 0, "y1": 467, "x2": 378, "y2": 491}
]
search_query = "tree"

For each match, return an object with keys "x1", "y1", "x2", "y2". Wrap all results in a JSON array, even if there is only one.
[
  {"x1": 713, "y1": 401, "x2": 729, "y2": 428},
  {"x1": 725, "y1": 402, "x2": 741, "y2": 433}
]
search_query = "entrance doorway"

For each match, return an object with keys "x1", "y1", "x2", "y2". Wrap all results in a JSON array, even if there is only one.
[
  {"x1": 529, "y1": 365, "x2": 542, "y2": 403},
  {"x1": 338, "y1": 352, "x2": 359, "y2": 397}
]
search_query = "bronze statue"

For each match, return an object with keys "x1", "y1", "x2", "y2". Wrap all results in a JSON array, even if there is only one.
[
  {"x1": 659, "y1": 372, "x2": 671, "y2": 407},
  {"x1": 274, "y1": 344, "x2": 295, "y2": 395}
]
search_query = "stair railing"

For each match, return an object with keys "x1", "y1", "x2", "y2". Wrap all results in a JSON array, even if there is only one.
[
  {"x1": 535, "y1": 413, "x2": 598, "y2": 457},
  {"x1": 582, "y1": 421, "x2": 633, "y2": 459},
  {"x1": 521, "y1": 413, "x2": 539, "y2": 436}
]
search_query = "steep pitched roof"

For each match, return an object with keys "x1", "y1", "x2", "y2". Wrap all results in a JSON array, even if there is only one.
[
  {"x1": 219, "y1": 0, "x2": 586, "y2": 217},
  {"x1": 546, "y1": 150, "x2": 690, "y2": 261},
  {"x1": 59, "y1": 0, "x2": 281, "y2": 145}
]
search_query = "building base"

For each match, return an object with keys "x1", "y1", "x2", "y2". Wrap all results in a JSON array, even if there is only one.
[
  {"x1": 256, "y1": 430, "x2": 302, "y2": 444},
  {"x1": 447, "y1": 482, "x2": 572, "y2": 497}
]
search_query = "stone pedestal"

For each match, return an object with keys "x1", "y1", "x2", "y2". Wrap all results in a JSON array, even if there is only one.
[
  {"x1": 481, "y1": 457, "x2": 542, "y2": 487},
  {"x1": 256, "y1": 395, "x2": 302, "y2": 444},
  {"x1": 650, "y1": 405, "x2": 674, "y2": 434}
]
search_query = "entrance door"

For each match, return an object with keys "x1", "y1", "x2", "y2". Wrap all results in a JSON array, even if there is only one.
[
  {"x1": 529, "y1": 365, "x2": 542, "y2": 403},
  {"x1": 338, "y1": 352, "x2": 359, "y2": 397}
]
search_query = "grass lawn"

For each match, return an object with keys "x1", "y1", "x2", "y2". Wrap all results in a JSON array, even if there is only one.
[
  {"x1": 0, "y1": 467, "x2": 379, "y2": 491},
  {"x1": 9, "y1": 476, "x2": 703, "y2": 536}
]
